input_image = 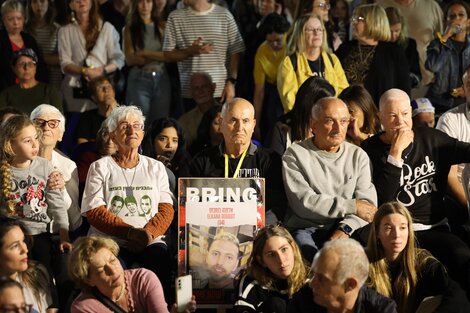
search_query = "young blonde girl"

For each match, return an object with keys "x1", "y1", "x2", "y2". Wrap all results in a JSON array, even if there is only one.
[
  {"x1": 367, "y1": 201, "x2": 469, "y2": 313},
  {"x1": 0, "y1": 114, "x2": 71, "y2": 275}
]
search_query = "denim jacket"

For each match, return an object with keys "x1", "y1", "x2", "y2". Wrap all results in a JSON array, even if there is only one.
[{"x1": 425, "y1": 33, "x2": 470, "y2": 112}]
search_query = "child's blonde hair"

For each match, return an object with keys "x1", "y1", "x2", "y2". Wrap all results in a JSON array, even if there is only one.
[{"x1": 0, "y1": 115, "x2": 39, "y2": 214}]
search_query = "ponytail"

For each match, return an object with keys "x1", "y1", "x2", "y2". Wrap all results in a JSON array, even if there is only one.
[{"x1": 0, "y1": 160, "x2": 14, "y2": 214}]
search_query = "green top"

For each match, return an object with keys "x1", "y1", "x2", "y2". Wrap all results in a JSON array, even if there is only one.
[{"x1": 0, "y1": 81, "x2": 63, "y2": 114}]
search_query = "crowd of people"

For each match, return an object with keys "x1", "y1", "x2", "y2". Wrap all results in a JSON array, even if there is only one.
[{"x1": 0, "y1": 0, "x2": 470, "y2": 312}]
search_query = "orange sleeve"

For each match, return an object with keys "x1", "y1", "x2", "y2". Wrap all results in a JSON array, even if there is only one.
[
  {"x1": 144, "y1": 203, "x2": 174, "y2": 239},
  {"x1": 86, "y1": 206, "x2": 133, "y2": 240}
]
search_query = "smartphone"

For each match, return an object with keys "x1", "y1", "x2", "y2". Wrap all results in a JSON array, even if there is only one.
[{"x1": 176, "y1": 274, "x2": 192, "y2": 313}]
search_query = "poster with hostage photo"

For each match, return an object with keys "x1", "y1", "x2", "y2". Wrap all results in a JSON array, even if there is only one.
[{"x1": 178, "y1": 178, "x2": 265, "y2": 307}]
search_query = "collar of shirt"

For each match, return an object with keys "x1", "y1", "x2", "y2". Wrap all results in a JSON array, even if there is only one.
[{"x1": 217, "y1": 141, "x2": 258, "y2": 158}]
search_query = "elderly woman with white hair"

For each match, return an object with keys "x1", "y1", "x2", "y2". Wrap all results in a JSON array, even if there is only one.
[
  {"x1": 30, "y1": 104, "x2": 82, "y2": 234},
  {"x1": 81, "y1": 105, "x2": 174, "y2": 301},
  {"x1": 31, "y1": 104, "x2": 81, "y2": 311}
]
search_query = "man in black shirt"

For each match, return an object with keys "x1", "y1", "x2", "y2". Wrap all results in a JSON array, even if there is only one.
[
  {"x1": 362, "y1": 88, "x2": 470, "y2": 297},
  {"x1": 184, "y1": 97, "x2": 286, "y2": 224}
]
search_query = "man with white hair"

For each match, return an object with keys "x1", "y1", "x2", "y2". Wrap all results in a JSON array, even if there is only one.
[
  {"x1": 288, "y1": 238, "x2": 397, "y2": 313},
  {"x1": 361, "y1": 88, "x2": 470, "y2": 297},
  {"x1": 283, "y1": 97, "x2": 377, "y2": 262}
]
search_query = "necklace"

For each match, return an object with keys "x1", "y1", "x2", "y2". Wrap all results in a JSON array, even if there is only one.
[
  {"x1": 113, "y1": 284, "x2": 125, "y2": 303},
  {"x1": 358, "y1": 43, "x2": 376, "y2": 64},
  {"x1": 403, "y1": 141, "x2": 414, "y2": 160},
  {"x1": 114, "y1": 154, "x2": 139, "y2": 197},
  {"x1": 121, "y1": 165, "x2": 137, "y2": 198}
]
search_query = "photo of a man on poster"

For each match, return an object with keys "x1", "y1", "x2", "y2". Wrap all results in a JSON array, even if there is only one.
[
  {"x1": 178, "y1": 177, "x2": 265, "y2": 305},
  {"x1": 203, "y1": 232, "x2": 240, "y2": 289}
]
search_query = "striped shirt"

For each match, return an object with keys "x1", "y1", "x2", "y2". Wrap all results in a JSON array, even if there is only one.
[
  {"x1": 163, "y1": 4, "x2": 245, "y2": 98},
  {"x1": 31, "y1": 23, "x2": 63, "y2": 89}
]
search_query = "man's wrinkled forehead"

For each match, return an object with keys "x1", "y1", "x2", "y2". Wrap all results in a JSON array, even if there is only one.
[{"x1": 382, "y1": 98, "x2": 411, "y2": 113}]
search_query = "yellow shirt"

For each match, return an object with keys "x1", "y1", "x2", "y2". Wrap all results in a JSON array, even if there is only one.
[
  {"x1": 277, "y1": 51, "x2": 349, "y2": 113},
  {"x1": 253, "y1": 41, "x2": 287, "y2": 86}
]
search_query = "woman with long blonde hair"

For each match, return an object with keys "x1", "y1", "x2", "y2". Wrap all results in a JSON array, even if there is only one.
[
  {"x1": 233, "y1": 224, "x2": 309, "y2": 313},
  {"x1": 367, "y1": 201, "x2": 469, "y2": 313},
  {"x1": 277, "y1": 13, "x2": 348, "y2": 113}
]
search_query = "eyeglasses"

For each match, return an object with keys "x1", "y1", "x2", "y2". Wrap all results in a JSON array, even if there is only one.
[
  {"x1": 314, "y1": 2, "x2": 330, "y2": 10},
  {"x1": 117, "y1": 122, "x2": 144, "y2": 132},
  {"x1": 305, "y1": 28, "x2": 324, "y2": 34},
  {"x1": 0, "y1": 304, "x2": 33, "y2": 313},
  {"x1": 16, "y1": 61, "x2": 36, "y2": 69},
  {"x1": 33, "y1": 118, "x2": 60, "y2": 129},
  {"x1": 351, "y1": 16, "x2": 365, "y2": 23}
]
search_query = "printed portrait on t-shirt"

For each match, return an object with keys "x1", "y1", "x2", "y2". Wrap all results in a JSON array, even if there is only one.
[
  {"x1": 110, "y1": 195, "x2": 125, "y2": 215},
  {"x1": 140, "y1": 195, "x2": 152, "y2": 215},
  {"x1": 124, "y1": 195, "x2": 139, "y2": 216}
]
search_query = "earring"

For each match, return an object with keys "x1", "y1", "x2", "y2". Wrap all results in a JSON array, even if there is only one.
[{"x1": 71, "y1": 10, "x2": 76, "y2": 23}]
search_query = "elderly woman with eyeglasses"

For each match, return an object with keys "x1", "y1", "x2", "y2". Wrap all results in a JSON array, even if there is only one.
[
  {"x1": 336, "y1": 3, "x2": 411, "y2": 106},
  {"x1": 0, "y1": 48, "x2": 62, "y2": 114},
  {"x1": 30, "y1": 104, "x2": 81, "y2": 312},
  {"x1": 277, "y1": 13, "x2": 348, "y2": 113},
  {"x1": 30, "y1": 104, "x2": 82, "y2": 235},
  {"x1": 294, "y1": 0, "x2": 344, "y2": 51},
  {"x1": 81, "y1": 105, "x2": 175, "y2": 302}
]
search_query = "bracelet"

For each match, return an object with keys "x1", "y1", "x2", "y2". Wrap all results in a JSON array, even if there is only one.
[{"x1": 81, "y1": 66, "x2": 87, "y2": 75}]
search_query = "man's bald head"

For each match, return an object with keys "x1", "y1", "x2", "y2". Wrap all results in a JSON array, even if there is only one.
[
  {"x1": 221, "y1": 98, "x2": 255, "y2": 119},
  {"x1": 379, "y1": 89, "x2": 411, "y2": 112}
]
